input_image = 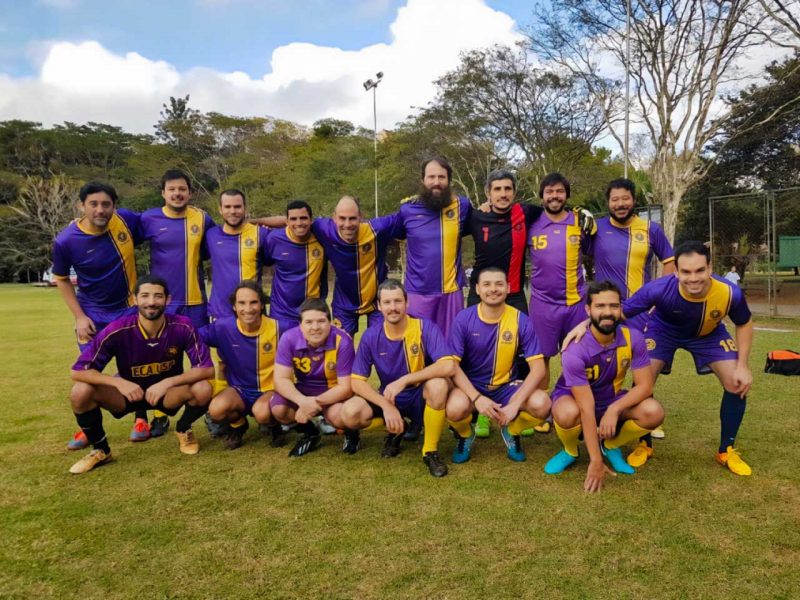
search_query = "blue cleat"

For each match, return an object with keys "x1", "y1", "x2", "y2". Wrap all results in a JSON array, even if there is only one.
[
  {"x1": 602, "y1": 443, "x2": 635, "y2": 474},
  {"x1": 501, "y1": 426, "x2": 526, "y2": 462},
  {"x1": 451, "y1": 425, "x2": 476, "y2": 464},
  {"x1": 544, "y1": 449, "x2": 578, "y2": 474}
]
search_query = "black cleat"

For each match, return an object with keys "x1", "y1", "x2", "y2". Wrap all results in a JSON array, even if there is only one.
[
  {"x1": 223, "y1": 419, "x2": 249, "y2": 450},
  {"x1": 342, "y1": 429, "x2": 362, "y2": 454},
  {"x1": 423, "y1": 451, "x2": 448, "y2": 477},
  {"x1": 403, "y1": 418, "x2": 422, "y2": 442},
  {"x1": 150, "y1": 415, "x2": 170, "y2": 438},
  {"x1": 381, "y1": 432, "x2": 403, "y2": 458},
  {"x1": 204, "y1": 412, "x2": 228, "y2": 439},
  {"x1": 288, "y1": 433, "x2": 321, "y2": 457},
  {"x1": 263, "y1": 423, "x2": 288, "y2": 448}
]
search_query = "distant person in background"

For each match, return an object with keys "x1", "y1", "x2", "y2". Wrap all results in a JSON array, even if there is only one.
[{"x1": 724, "y1": 265, "x2": 741, "y2": 286}]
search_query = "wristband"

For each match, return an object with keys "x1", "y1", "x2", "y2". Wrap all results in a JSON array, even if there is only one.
[{"x1": 470, "y1": 393, "x2": 481, "y2": 404}]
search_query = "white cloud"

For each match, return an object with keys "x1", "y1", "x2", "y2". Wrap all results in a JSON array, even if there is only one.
[{"x1": 0, "y1": 0, "x2": 522, "y2": 133}]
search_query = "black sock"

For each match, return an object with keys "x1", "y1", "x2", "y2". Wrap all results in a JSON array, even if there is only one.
[
  {"x1": 134, "y1": 408, "x2": 147, "y2": 421},
  {"x1": 720, "y1": 391, "x2": 746, "y2": 453},
  {"x1": 296, "y1": 421, "x2": 320, "y2": 437},
  {"x1": 641, "y1": 433, "x2": 653, "y2": 448},
  {"x1": 75, "y1": 408, "x2": 110, "y2": 454},
  {"x1": 176, "y1": 404, "x2": 207, "y2": 433}
]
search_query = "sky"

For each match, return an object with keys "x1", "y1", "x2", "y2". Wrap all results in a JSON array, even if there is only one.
[{"x1": 0, "y1": 0, "x2": 540, "y2": 134}]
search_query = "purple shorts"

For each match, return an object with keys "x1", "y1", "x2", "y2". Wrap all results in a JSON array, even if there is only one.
[
  {"x1": 272, "y1": 317, "x2": 299, "y2": 334},
  {"x1": 646, "y1": 321, "x2": 737, "y2": 375},
  {"x1": 528, "y1": 298, "x2": 586, "y2": 357},
  {"x1": 476, "y1": 380, "x2": 523, "y2": 408},
  {"x1": 78, "y1": 306, "x2": 136, "y2": 350},
  {"x1": 166, "y1": 303, "x2": 209, "y2": 330},
  {"x1": 332, "y1": 308, "x2": 382, "y2": 337},
  {"x1": 407, "y1": 290, "x2": 464, "y2": 335},
  {"x1": 625, "y1": 310, "x2": 652, "y2": 333},
  {"x1": 368, "y1": 386, "x2": 424, "y2": 422},
  {"x1": 231, "y1": 386, "x2": 270, "y2": 415},
  {"x1": 269, "y1": 391, "x2": 298, "y2": 411},
  {"x1": 552, "y1": 387, "x2": 627, "y2": 421}
]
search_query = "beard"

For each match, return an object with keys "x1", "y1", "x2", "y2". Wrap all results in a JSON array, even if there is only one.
[
  {"x1": 139, "y1": 305, "x2": 166, "y2": 321},
  {"x1": 418, "y1": 183, "x2": 452, "y2": 211},
  {"x1": 590, "y1": 315, "x2": 620, "y2": 335},
  {"x1": 613, "y1": 207, "x2": 635, "y2": 223}
]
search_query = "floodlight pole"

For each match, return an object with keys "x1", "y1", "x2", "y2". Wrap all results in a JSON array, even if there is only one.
[
  {"x1": 363, "y1": 72, "x2": 384, "y2": 217},
  {"x1": 624, "y1": 0, "x2": 631, "y2": 179}
]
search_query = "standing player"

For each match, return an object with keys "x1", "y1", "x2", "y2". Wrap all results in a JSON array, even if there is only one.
[
  {"x1": 398, "y1": 156, "x2": 471, "y2": 334},
  {"x1": 621, "y1": 241, "x2": 754, "y2": 475},
  {"x1": 201, "y1": 281, "x2": 285, "y2": 449},
  {"x1": 52, "y1": 181, "x2": 149, "y2": 448},
  {"x1": 265, "y1": 200, "x2": 328, "y2": 332},
  {"x1": 67, "y1": 276, "x2": 214, "y2": 474},
  {"x1": 271, "y1": 298, "x2": 355, "y2": 457},
  {"x1": 348, "y1": 279, "x2": 455, "y2": 477},
  {"x1": 544, "y1": 281, "x2": 664, "y2": 492},
  {"x1": 527, "y1": 172, "x2": 594, "y2": 384},
  {"x1": 445, "y1": 267, "x2": 551, "y2": 464}
]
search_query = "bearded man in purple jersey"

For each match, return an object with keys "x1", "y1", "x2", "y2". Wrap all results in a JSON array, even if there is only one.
[{"x1": 67, "y1": 276, "x2": 214, "y2": 474}]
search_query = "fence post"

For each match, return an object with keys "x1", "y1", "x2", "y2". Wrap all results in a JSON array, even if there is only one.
[{"x1": 768, "y1": 190, "x2": 777, "y2": 317}]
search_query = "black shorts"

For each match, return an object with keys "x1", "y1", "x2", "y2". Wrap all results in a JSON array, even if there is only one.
[{"x1": 110, "y1": 397, "x2": 180, "y2": 419}]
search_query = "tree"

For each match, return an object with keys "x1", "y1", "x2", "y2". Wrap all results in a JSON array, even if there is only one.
[{"x1": 528, "y1": 0, "x2": 797, "y2": 240}]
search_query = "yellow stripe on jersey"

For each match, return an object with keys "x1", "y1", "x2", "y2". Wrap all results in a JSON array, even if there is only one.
[
  {"x1": 185, "y1": 207, "x2": 206, "y2": 305},
  {"x1": 440, "y1": 198, "x2": 461, "y2": 293},
  {"x1": 355, "y1": 224, "x2": 378, "y2": 314},
  {"x1": 107, "y1": 213, "x2": 138, "y2": 307},
  {"x1": 402, "y1": 317, "x2": 426, "y2": 379},
  {"x1": 305, "y1": 236, "x2": 325, "y2": 298},
  {"x1": 696, "y1": 279, "x2": 733, "y2": 337},
  {"x1": 324, "y1": 335, "x2": 342, "y2": 389},
  {"x1": 625, "y1": 217, "x2": 650, "y2": 298},
  {"x1": 613, "y1": 326, "x2": 633, "y2": 393},
  {"x1": 479, "y1": 304, "x2": 519, "y2": 387},
  {"x1": 255, "y1": 318, "x2": 279, "y2": 393},
  {"x1": 565, "y1": 222, "x2": 583, "y2": 305},
  {"x1": 239, "y1": 223, "x2": 260, "y2": 281}
]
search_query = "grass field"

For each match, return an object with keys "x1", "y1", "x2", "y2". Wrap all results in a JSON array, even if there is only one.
[{"x1": 1, "y1": 284, "x2": 799, "y2": 599}]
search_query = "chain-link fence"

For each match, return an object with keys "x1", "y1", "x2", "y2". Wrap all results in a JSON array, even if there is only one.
[{"x1": 709, "y1": 188, "x2": 800, "y2": 317}]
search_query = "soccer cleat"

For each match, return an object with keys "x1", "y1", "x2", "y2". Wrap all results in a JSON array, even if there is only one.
[
  {"x1": 150, "y1": 415, "x2": 170, "y2": 438},
  {"x1": 403, "y1": 418, "x2": 422, "y2": 442},
  {"x1": 381, "y1": 433, "x2": 403, "y2": 458},
  {"x1": 627, "y1": 441, "x2": 654, "y2": 468},
  {"x1": 544, "y1": 449, "x2": 578, "y2": 474},
  {"x1": 204, "y1": 412, "x2": 228, "y2": 439},
  {"x1": 175, "y1": 429, "x2": 200, "y2": 455},
  {"x1": 475, "y1": 414, "x2": 491, "y2": 438},
  {"x1": 715, "y1": 446, "x2": 752, "y2": 476},
  {"x1": 315, "y1": 416, "x2": 337, "y2": 435},
  {"x1": 261, "y1": 423, "x2": 287, "y2": 448},
  {"x1": 423, "y1": 451, "x2": 448, "y2": 477},
  {"x1": 67, "y1": 430, "x2": 89, "y2": 451},
  {"x1": 451, "y1": 425, "x2": 476, "y2": 464},
  {"x1": 651, "y1": 426, "x2": 665, "y2": 439},
  {"x1": 129, "y1": 418, "x2": 151, "y2": 442},
  {"x1": 520, "y1": 428, "x2": 535, "y2": 437},
  {"x1": 224, "y1": 419, "x2": 249, "y2": 450},
  {"x1": 602, "y1": 443, "x2": 635, "y2": 474},
  {"x1": 289, "y1": 433, "x2": 321, "y2": 457},
  {"x1": 342, "y1": 429, "x2": 362, "y2": 454},
  {"x1": 534, "y1": 421, "x2": 551, "y2": 434},
  {"x1": 69, "y1": 449, "x2": 112, "y2": 474},
  {"x1": 501, "y1": 426, "x2": 526, "y2": 462}
]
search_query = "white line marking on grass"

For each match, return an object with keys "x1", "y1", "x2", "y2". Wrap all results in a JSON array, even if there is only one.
[{"x1": 754, "y1": 327, "x2": 798, "y2": 333}]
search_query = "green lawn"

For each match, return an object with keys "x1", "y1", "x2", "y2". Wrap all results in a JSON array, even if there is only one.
[{"x1": 1, "y1": 284, "x2": 799, "y2": 599}]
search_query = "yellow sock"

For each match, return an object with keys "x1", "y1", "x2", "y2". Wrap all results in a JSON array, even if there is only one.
[
  {"x1": 154, "y1": 410, "x2": 167, "y2": 418},
  {"x1": 507, "y1": 411, "x2": 544, "y2": 436},
  {"x1": 555, "y1": 423, "x2": 582, "y2": 457},
  {"x1": 604, "y1": 420, "x2": 651, "y2": 450},
  {"x1": 364, "y1": 417, "x2": 385, "y2": 432},
  {"x1": 448, "y1": 416, "x2": 473, "y2": 438},
  {"x1": 422, "y1": 406, "x2": 446, "y2": 455},
  {"x1": 230, "y1": 417, "x2": 246, "y2": 429}
]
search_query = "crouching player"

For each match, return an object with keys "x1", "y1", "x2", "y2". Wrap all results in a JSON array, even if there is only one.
[
  {"x1": 445, "y1": 267, "x2": 551, "y2": 464},
  {"x1": 200, "y1": 281, "x2": 286, "y2": 450},
  {"x1": 347, "y1": 279, "x2": 456, "y2": 476},
  {"x1": 68, "y1": 276, "x2": 214, "y2": 473},
  {"x1": 544, "y1": 281, "x2": 664, "y2": 492},
  {"x1": 272, "y1": 298, "x2": 355, "y2": 457}
]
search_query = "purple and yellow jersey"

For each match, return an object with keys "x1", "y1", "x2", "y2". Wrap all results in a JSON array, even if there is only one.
[
  {"x1": 140, "y1": 206, "x2": 215, "y2": 307},
  {"x1": 265, "y1": 227, "x2": 328, "y2": 323},
  {"x1": 200, "y1": 316, "x2": 280, "y2": 394},
  {"x1": 623, "y1": 274, "x2": 752, "y2": 339},
  {"x1": 527, "y1": 211, "x2": 589, "y2": 306},
  {"x1": 553, "y1": 325, "x2": 650, "y2": 412},
  {"x1": 351, "y1": 317, "x2": 454, "y2": 390},
  {"x1": 591, "y1": 216, "x2": 674, "y2": 300},
  {"x1": 72, "y1": 313, "x2": 212, "y2": 390},
  {"x1": 275, "y1": 325, "x2": 355, "y2": 396},
  {"x1": 52, "y1": 209, "x2": 141, "y2": 315},
  {"x1": 311, "y1": 215, "x2": 401, "y2": 315},
  {"x1": 449, "y1": 304, "x2": 542, "y2": 388},
  {"x1": 206, "y1": 223, "x2": 270, "y2": 320},
  {"x1": 397, "y1": 196, "x2": 471, "y2": 295}
]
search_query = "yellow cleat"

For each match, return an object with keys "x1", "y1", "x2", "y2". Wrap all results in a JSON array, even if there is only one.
[
  {"x1": 534, "y1": 422, "x2": 551, "y2": 434},
  {"x1": 627, "y1": 441, "x2": 654, "y2": 468},
  {"x1": 715, "y1": 446, "x2": 752, "y2": 476},
  {"x1": 175, "y1": 430, "x2": 200, "y2": 455},
  {"x1": 69, "y1": 449, "x2": 113, "y2": 474}
]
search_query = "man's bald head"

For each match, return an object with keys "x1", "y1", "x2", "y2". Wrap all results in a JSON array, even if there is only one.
[{"x1": 334, "y1": 194, "x2": 361, "y2": 243}]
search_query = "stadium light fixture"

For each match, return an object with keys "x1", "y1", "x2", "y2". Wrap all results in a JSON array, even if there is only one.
[{"x1": 363, "y1": 71, "x2": 384, "y2": 217}]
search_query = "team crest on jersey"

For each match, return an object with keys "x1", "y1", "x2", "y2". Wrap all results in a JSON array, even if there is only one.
[
  {"x1": 117, "y1": 231, "x2": 128, "y2": 243},
  {"x1": 361, "y1": 243, "x2": 372, "y2": 253},
  {"x1": 445, "y1": 209, "x2": 455, "y2": 219},
  {"x1": 326, "y1": 360, "x2": 336, "y2": 371},
  {"x1": 634, "y1": 232, "x2": 645, "y2": 242},
  {"x1": 568, "y1": 235, "x2": 580, "y2": 245},
  {"x1": 190, "y1": 224, "x2": 200, "y2": 235},
  {"x1": 501, "y1": 330, "x2": 513, "y2": 342},
  {"x1": 167, "y1": 346, "x2": 178, "y2": 356},
  {"x1": 646, "y1": 338, "x2": 656, "y2": 351},
  {"x1": 311, "y1": 248, "x2": 322, "y2": 258},
  {"x1": 244, "y1": 238, "x2": 255, "y2": 247},
  {"x1": 710, "y1": 309, "x2": 722, "y2": 319},
  {"x1": 262, "y1": 342, "x2": 272, "y2": 353},
  {"x1": 410, "y1": 343, "x2": 420, "y2": 355}
]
